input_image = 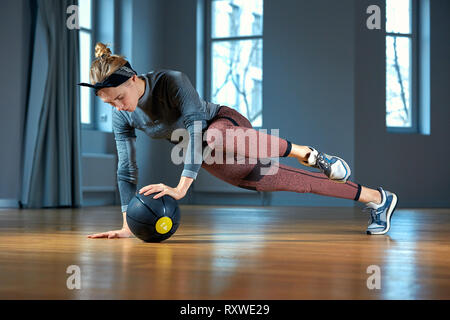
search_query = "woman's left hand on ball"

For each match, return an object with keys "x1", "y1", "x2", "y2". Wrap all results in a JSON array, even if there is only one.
[{"x1": 139, "y1": 183, "x2": 186, "y2": 200}]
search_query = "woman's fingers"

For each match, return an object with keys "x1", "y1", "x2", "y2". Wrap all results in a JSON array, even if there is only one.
[
  {"x1": 139, "y1": 183, "x2": 183, "y2": 199},
  {"x1": 87, "y1": 232, "x2": 108, "y2": 238},
  {"x1": 153, "y1": 187, "x2": 172, "y2": 199},
  {"x1": 140, "y1": 183, "x2": 165, "y2": 196},
  {"x1": 152, "y1": 192, "x2": 165, "y2": 199},
  {"x1": 139, "y1": 185, "x2": 152, "y2": 193},
  {"x1": 143, "y1": 188, "x2": 157, "y2": 196},
  {"x1": 140, "y1": 183, "x2": 162, "y2": 192},
  {"x1": 108, "y1": 232, "x2": 118, "y2": 239},
  {"x1": 139, "y1": 184, "x2": 154, "y2": 195},
  {"x1": 152, "y1": 186, "x2": 169, "y2": 198},
  {"x1": 87, "y1": 230, "x2": 132, "y2": 239},
  {"x1": 87, "y1": 231, "x2": 119, "y2": 238}
]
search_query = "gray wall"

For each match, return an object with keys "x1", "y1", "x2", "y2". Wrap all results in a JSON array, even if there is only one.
[
  {"x1": 1, "y1": 0, "x2": 448, "y2": 209},
  {"x1": 261, "y1": 0, "x2": 355, "y2": 206},
  {"x1": 354, "y1": 0, "x2": 450, "y2": 207}
]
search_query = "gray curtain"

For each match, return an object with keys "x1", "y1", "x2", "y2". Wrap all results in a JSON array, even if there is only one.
[{"x1": 21, "y1": 0, "x2": 81, "y2": 208}]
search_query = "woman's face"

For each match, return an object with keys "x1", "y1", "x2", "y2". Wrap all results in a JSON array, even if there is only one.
[{"x1": 97, "y1": 75, "x2": 142, "y2": 112}]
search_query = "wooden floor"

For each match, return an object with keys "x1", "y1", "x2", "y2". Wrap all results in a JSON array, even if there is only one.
[{"x1": 0, "y1": 205, "x2": 449, "y2": 300}]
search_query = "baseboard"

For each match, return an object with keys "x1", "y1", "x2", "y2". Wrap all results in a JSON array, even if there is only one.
[{"x1": 0, "y1": 199, "x2": 20, "y2": 208}]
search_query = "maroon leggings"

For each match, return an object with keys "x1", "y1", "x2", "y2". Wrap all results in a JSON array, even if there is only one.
[{"x1": 201, "y1": 106, "x2": 361, "y2": 201}]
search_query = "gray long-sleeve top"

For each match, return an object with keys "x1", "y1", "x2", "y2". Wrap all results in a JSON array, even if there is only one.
[{"x1": 113, "y1": 69, "x2": 221, "y2": 212}]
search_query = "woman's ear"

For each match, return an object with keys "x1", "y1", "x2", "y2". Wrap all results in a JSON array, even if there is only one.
[{"x1": 127, "y1": 75, "x2": 139, "y2": 87}]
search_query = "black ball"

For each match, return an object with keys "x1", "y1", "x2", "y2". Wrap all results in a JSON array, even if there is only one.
[{"x1": 126, "y1": 193, "x2": 180, "y2": 242}]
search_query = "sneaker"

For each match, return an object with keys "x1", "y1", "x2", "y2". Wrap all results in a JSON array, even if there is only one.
[
  {"x1": 364, "y1": 187, "x2": 398, "y2": 235},
  {"x1": 299, "y1": 146, "x2": 352, "y2": 183}
]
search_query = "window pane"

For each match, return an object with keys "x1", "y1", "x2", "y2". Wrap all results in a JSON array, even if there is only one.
[
  {"x1": 386, "y1": 36, "x2": 412, "y2": 127},
  {"x1": 211, "y1": 39, "x2": 263, "y2": 127},
  {"x1": 79, "y1": 31, "x2": 92, "y2": 124},
  {"x1": 79, "y1": 0, "x2": 92, "y2": 29},
  {"x1": 212, "y1": 0, "x2": 263, "y2": 38},
  {"x1": 386, "y1": 0, "x2": 411, "y2": 34}
]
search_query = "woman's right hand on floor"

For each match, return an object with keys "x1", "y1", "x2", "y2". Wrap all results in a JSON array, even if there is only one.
[{"x1": 87, "y1": 228, "x2": 134, "y2": 239}]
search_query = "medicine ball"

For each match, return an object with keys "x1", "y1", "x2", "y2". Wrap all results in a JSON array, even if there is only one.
[{"x1": 126, "y1": 193, "x2": 180, "y2": 242}]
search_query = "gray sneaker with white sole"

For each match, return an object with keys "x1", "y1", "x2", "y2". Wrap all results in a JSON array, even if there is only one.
[
  {"x1": 364, "y1": 186, "x2": 398, "y2": 235},
  {"x1": 300, "y1": 146, "x2": 352, "y2": 183}
]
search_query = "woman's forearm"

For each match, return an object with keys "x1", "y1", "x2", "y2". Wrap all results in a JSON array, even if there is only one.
[{"x1": 177, "y1": 176, "x2": 194, "y2": 195}]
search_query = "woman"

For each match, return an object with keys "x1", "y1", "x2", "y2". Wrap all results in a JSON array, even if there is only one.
[{"x1": 79, "y1": 43, "x2": 397, "y2": 239}]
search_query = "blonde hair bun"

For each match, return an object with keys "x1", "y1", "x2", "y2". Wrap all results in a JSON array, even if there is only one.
[
  {"x1": 95, "y1": 42, "x2": 112, "y2": 59},
  {"x1": 89, "y1": 42, "x2": 128, "y2": 84}
]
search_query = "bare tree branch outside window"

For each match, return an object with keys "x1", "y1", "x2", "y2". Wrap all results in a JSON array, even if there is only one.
[
  {"x1": 392, "y1": 37, "x2": 409, "y2": 124},
  {"x1": 211, "y1": 0, "x2": 263, "y2": 127}
]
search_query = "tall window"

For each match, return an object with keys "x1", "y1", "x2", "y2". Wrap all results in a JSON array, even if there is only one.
[
  {"x1": 79, "y1": 0, "x2": 93, "y2": 125},
  {"x1": 385, "y1": 0, "x2": 417, "y2": 130},
  {"x1": 208, "y1": 0, "x2": 263, "y2": 127}
]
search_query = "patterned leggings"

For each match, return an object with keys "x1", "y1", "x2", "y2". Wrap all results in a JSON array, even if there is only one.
[{"x1": 200, "y1": 106, "x2": 361, "y2": 201}]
